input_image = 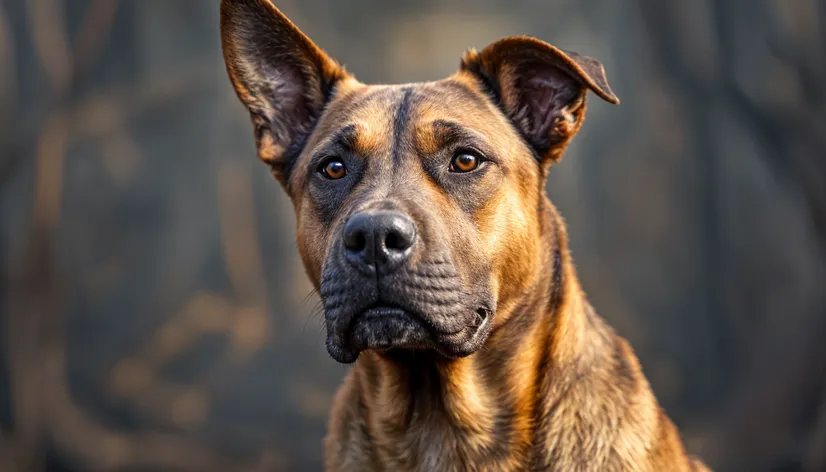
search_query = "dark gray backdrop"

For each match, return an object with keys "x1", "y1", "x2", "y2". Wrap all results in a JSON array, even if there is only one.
[{"x1": 2, "y1": 1, "x2": 825, "y2": 471}]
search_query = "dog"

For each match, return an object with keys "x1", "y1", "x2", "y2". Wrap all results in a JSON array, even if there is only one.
[{"x1": 220, "y1": 1, "x2": 709, "y2": 470}]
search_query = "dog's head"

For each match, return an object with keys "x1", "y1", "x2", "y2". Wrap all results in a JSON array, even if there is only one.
[{"x1": 221, "y1": 0, "x2": 618, "y2": 363}]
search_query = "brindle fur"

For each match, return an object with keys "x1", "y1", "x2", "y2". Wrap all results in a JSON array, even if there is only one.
[{"x1": 220, "y1": 1, "x2": 709, "y2": 470}]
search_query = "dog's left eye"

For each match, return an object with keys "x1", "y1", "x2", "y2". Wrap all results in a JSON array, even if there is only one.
[
  {"x1": 319, "y1": 159, "x2": 348, "y2": 180},
  {"x1": 449, "y1": 152, "x2": 481, "y2": 173}
]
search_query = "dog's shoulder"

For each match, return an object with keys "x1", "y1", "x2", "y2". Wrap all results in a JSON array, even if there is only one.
[{"x1": 533, "y1": 303, "x2": 703, "y2": 471}]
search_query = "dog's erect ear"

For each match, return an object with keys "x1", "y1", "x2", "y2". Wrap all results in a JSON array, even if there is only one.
[
  {"x1": 220, "y1": 0, "x2": 350, "y2": 185},
  {"x1": 461, "y1": 37, "x2": 619, "y2": 165}
]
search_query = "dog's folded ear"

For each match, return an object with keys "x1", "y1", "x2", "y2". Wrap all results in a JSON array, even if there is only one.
[
  {"x1": 220, "y1": 0, "x2": 350, "y2": 185},
  {"x1": 461, "y1": 37, "x2": 619, "y2": 165}
]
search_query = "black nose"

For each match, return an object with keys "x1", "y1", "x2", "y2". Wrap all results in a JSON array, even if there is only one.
[{"x1": 342, "y1": 210, "x2": 417, "y2": 273}]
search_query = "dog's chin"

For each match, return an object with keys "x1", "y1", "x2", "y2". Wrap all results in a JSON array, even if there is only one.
[{"x1": 325, "y1": 307, "x2": 492, "y2": 364}]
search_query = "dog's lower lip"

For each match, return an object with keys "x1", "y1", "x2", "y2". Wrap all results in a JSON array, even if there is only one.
[{"x1": 355, "y1": 305, "x2": 468, "y2": 336}]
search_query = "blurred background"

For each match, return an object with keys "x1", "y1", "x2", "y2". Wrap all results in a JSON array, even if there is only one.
[{"x1": 1, "y1": 0, "x2": 825, "y2": 471}]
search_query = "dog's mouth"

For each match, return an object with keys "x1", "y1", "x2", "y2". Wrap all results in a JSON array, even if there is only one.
[
  {"x1": 328, "y1": 303, "x2": 492, "y2": 364},
  {"x1": 320, "y1": 247, "x2": 495, "y2": 364}
]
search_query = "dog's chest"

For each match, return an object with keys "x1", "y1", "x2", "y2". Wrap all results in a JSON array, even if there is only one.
[
  {"x1": 360, "y1": 370, "x2": 656, "y2": 471},
  {"x1": 369, "y1": 413, "x2": 529, "y2": 472}
]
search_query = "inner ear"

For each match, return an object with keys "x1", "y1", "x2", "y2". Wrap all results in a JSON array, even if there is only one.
[
  {"x1": 460, "y1": 37, "x2": 618, "y2": 165},
  {"x1": 513, "y1": 62, "x2": 585, "y2": 154}
]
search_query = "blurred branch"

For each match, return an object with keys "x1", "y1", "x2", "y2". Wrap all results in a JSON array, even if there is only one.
[
  {"x1": 0, "y1": 1, "x2": 14, "y2": 108},
  {"x1": 217, "y1": 161, "x2": 269, "y2": 310},
  {"x1": 28, "y1": 0, "x2": 72, "y2": 95},
  {"x1": 72, "y1": 0, "x2": 119, "y2": 75},
  {"x1": 6, "y1": 0, "x2": 75, "y2": 455},
  {"x1": 0, "y1": 1, "x2": 19, "y2": 190},
  {"x1": 6, "y1": 111, "x2": 66, "y2": 470}
]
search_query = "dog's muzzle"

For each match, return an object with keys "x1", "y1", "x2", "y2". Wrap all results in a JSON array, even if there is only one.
[{"x1": 319, "y1": 209, "x2": 493, "y2": 363}]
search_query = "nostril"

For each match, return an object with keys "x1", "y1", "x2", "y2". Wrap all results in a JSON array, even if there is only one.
[
  {"x1": 383, "y1": 218, "x2": 416, "y2": 253},
  {"x1": 384, "y1": 227, "x2": 416, "y2": 252},
  {"x1": 344, "y1": 229, "x2": 366, "y2": 252},
  {"x1": 384, "y1": 231, "x2": 405, "y2": 251}
]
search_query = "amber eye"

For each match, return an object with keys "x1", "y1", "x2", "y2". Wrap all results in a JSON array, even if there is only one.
[
  {"x1": 320, "y1": 159, "x2": 347, "y2": 180},
  {"x1": 449, "y1": 152, "x2": 481, "y2": 173}
]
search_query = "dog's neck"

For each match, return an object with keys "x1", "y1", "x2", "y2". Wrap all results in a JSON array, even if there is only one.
[{"x1": 347, "y1": 200, "x2": 620, "y2": 461}]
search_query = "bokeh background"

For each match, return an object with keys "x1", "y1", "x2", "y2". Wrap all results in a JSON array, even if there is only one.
[{"x1": 2, "y1": 0, "x2": 825, "y2": 471}]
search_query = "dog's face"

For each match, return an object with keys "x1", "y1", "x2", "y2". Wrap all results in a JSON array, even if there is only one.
[{"x1": 221, "y1": 0, "x2": 617, "y2": 363}]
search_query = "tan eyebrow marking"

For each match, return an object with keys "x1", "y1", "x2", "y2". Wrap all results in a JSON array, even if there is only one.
[{"x1": 313, "y1": 122, "x2": 384, "y2": 159}]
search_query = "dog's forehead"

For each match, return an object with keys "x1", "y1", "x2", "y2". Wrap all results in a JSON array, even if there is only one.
[
  {"x1": 342, "y1": 79, "x2": 493, "y2": 121},
  {"x1": 310, "y1": 78, "x2": 507, "y2": 154}
]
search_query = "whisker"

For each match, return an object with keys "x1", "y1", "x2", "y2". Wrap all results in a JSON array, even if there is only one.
[
  {"x1": 300, "y1": 288, "x2": 319, "y2": 307},
  {"x1": 302, "y1": 299, "x2": 326, "y2": 333}
]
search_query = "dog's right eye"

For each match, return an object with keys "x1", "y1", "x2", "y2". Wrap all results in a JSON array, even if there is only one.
[
  {"x1": 319, "y1": 159, "x2": 348, "y2": 180},
  {"x1": 449, "y1": 151, "x2": 481, "y2": 173}
]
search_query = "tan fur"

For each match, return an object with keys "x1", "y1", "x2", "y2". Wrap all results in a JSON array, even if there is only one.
[
  {"x1": 219, "y1": 1, "x2": 709, "y2": 470},
  {"x1": 324, "y1": 211, "x2": 708, "y2": 472}
]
